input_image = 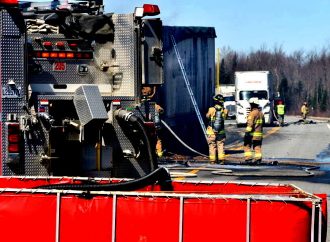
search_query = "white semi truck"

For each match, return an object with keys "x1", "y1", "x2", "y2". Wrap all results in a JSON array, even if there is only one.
[
  {"x1": 235, "y1": 71, "x2": 274, "y2": 126},
  {"x1": 219, "y1": 84, "x2": 236, "y2": 119}
]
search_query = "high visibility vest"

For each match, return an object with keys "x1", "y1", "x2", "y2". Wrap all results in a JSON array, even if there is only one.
[
  {"x1": 301, "y1": 105, "x2": 309, "y2": 114},
  {"x1": 277, "y1": 104, "x2": 285, "y2": 115}
]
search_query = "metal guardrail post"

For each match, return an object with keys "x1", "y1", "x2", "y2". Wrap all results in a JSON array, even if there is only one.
[
  {"x1": 112, "y1": 194, "x2": 117, "y2": 242},
  {"x1": 246, "y1": 198, "x2": 251, "y2": 242},
  {"x1": 179, "y1": 196, "x2": 184, "y2": 242},
  {"x1": 56, "y1": 192, "x2": 61, "y2": 242},
  {"x1": 311, "y1": 202, "x2": 315, "y2": 242},
  {"x1": 318, "y1": 203, "x2": 322, "y2": 242}
]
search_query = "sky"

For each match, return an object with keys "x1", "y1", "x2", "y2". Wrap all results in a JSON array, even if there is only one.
[{"x1": 106, "y1": 0, "x2": 330, "y2": 54}]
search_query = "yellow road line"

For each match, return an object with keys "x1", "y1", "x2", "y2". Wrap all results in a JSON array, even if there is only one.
[
  {"x1": 263, "y1": 126, "x2": 281, "y2": 138},
  {"x1": 230, "y1": 126, "x2": 281, "y2": 151},
  {"x1": 174, "y1": 167, "x2": 203, "y2": 180}
]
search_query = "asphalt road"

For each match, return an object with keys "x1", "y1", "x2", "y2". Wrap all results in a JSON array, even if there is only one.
[{"x1": 164, "y1": 115, "x2": 330, "y2": 241}]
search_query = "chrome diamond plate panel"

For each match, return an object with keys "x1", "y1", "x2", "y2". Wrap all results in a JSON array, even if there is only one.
[
  {"x1": 0, "y1": 10, "x2": 49, "y2": 175},
  {"x1": 73, "y1": 85, "x2": 108, "y2": 125},
  {"x1": 28, "y1": 14, "x2": 138, "y2": 99},
  {"x1": 111, "y1": 14, "x2": 137, "y2": 97}
]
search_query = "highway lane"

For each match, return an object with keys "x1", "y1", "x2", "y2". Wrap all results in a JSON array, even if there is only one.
[
  {"x1": 166, "y1": 115, "x2": 330, "y2": 186},
  {"x1": 225, "y1": 115, "x2": 330, "y2": 161},
  {"x1": 263, "y1": 116, "x2": 330, "y2": 161},
  {"x1": 165, "y1": 115, "x2": 330, "y2": 241}
]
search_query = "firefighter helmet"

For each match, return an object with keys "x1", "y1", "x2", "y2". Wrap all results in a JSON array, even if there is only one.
[{"x1": 213, "y1": 94, "x2": 224, "y2": 104}]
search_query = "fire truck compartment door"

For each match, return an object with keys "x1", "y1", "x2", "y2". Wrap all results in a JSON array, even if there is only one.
[
  {"x1": 142, "y1": 19, "x2": 163, "y2": 85},
  {"x1": 73, "y1": 85, "x2": 108, "y2": 126}
]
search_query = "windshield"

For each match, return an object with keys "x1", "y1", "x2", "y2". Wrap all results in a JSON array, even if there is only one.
[
  {"x1": 239, "y1": 90, "x2": 268, "y2": 100},
  {"x1": 224, "y1": 96, "x2": 235, "y2": 102}
]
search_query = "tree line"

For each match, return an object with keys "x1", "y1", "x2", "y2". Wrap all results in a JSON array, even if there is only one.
[{"x1": 219, "y1": 46, "x2": 330, "y2": 116}]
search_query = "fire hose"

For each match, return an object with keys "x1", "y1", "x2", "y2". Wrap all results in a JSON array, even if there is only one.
[
  {"x1": 114, "y1": 109, "x2": 158, "y2": 171},
  {"x1": 161, "y1": 120, "x2": 208, "y2": 158},
  {"x1": 35, "y1": 166, "x2": 173, "y2": 191}
]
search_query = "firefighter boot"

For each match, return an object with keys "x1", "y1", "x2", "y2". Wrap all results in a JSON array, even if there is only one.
[
  {"x1": 253, "y1": 146, "x2": 262, "y2": 165},
  {"x1": 209, "y1": 155, "x2": 216, "y2": 164},
  {"x1": 207, "y1": 135, "x2": 217, "y2": 164},
  {"x1": 218, "y1": 153, "x2": 225, "y2": 165},
  {"x1": 244, "y1": 151, "x2": 253, "y2": 165}
]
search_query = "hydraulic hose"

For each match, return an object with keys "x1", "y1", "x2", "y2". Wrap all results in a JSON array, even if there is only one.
[
  {"x1": 135, "y1": 116, "x2": 157, "y2": 171},
  {"x1": 114, "y1": 109, "x2": 157, "y2": 171},
  {"x1": 161, "y1": 120, "x2": 208, "y2": 157},
  {"x1": 35, "y1": 167, "x2": 173, "y2": 191}
]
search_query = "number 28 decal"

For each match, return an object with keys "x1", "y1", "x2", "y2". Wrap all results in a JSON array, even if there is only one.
[{"x1": 53, "y1": 62, "x2": 66, "y2": 71}]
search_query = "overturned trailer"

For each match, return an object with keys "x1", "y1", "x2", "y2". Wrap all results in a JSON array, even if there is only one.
[
  {"x1": 161, "y1": 26, "x2": 216, "y2": 154},
  {"x1": 0, "y1": 171, "x2": 326, "y2": 242}
]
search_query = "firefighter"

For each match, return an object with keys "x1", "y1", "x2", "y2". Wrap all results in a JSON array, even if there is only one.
[
  {"x1": 276, "y1": 100, "x2": 285, "y2": 126},
  {"x1": 154, "y1": 103, "x2": 164, "y2": 158},
  {"x1": 301, "y1": 102, "x2": 309, "y2": 122},
  {"x1": 141, "y1": 85, "x2": 164, "y2": 158},
  {"x1": 244, "y1": 98, "x2": 264, "y2": 165},
  {"x1": 141, "y1": 86, "x2": 156, "y2": 101},
  {"x1": 206, "y1": 94, "x2": 228, "y2": 164}
]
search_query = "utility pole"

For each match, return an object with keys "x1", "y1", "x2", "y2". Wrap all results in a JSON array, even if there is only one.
[{"x1": 216, "y1": 48, "x2": 220, "y2": 94}]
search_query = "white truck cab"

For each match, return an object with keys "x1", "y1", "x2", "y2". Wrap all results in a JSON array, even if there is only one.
[
  {"x1": 235, "y1": 71, "x2": 274, "y2": 126},
  {"x1": 223, "y1": 94, "x2": 236, "y2": 119}
]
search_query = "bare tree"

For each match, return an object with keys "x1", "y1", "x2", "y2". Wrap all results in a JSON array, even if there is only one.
[{"x1": 221, "y1": 46, "x2": 330, "y2": 116}]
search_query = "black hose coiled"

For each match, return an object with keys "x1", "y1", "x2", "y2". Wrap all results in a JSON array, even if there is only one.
[{"x1": 114, "y1": 109, "x2": 158, "y2": 173}]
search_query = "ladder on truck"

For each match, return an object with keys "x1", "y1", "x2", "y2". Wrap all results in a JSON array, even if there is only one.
[{"x1": 170, "y1": 35, "x2": 207, "y2": 141}]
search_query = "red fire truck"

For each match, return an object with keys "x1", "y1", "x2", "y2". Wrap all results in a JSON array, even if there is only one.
[{"x1": 0, "y1": 0, "x2": 163, "y2": 178}]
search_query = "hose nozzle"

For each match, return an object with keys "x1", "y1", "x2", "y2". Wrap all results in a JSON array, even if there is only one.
[{"x1": 114, "y1": 109, "x2": 137, "y2": 122}]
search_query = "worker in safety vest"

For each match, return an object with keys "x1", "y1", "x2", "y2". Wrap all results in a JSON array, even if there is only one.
[
  {"x1": 276, "y1": 100, "x2": 285, "y2": 126},
  {"x1": 300, "y1": 102, "x2": 309, "y2": 122},
  {"x1": 206, "y1": 94, "x2": 228, "y2": 164},
  {"x1": 244, "y1": 98, "x2": 264, "y2": 165}
]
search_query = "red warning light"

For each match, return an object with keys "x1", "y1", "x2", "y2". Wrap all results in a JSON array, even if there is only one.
[
  {"x1": 41, "y1": 52, "x2": 50, "y2": 58},
  {"x1": 0, "y1": 0, "x2": 18, "y2": 6},
  {"x1": 56, "y1": 42, "x2": 65, "y2": 48},
  {"x1": 66, "y1": 52, "x2": 74, "y2": 58},
  {"x1": 50, "y1": 52, "x2": 58, "y2": 58},
  {"x1": 7, "y1": 123, "x2": 20, "y2": 153},
  {"x1": 143, "y1": 4, "x2": 160, "y2": 16},
  {"x1": 43, "y1": 42, "x2": 52, "y2": 48},
  {"x1": 69, "y1": 43, "x2": 78, "y2": 49},
  {"x1": 58, "y1": 53, "x2": 66, "y2": 58}
]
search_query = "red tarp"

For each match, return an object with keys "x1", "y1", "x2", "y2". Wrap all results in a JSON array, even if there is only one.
[{"x1": 0, "y1": 177, "x2": 325, "y2": 242}]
